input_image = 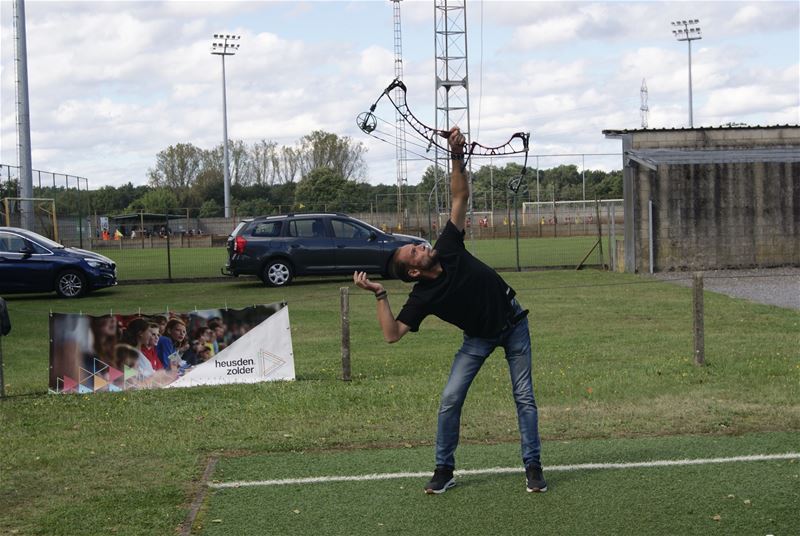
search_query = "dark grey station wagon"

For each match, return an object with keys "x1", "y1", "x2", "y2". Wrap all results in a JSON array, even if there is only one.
[{"x1": 223, "y1": 213, "x2": 429, "y2": 287}]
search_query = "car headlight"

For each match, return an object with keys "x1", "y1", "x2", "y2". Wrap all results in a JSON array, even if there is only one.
[{"x1": 85, "y1": 259, "x2": 109, "y2": 269}]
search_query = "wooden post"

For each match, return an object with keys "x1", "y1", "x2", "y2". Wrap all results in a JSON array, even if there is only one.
[
  {"x1": 693, "y1": 272, "x2": 705, "y2": 366},
  {"x1": 340, "y1": 287, "x2": 351, "y2": 381},
  {"x1": 0, "y1": 336, "x2": 5, "y2": 397},
  {"x1": 595, "y1": 198, "x2": 604, "y2": 269}
]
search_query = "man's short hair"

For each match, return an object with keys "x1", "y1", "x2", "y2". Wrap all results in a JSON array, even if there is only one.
[{"x1": 389, "y1": 248, "x2": 418, "y2": 283}]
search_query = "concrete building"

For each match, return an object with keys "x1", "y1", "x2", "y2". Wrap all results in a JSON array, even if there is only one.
[{"x1": 603, "y1": 125, "x2": 800, "y2": 273}]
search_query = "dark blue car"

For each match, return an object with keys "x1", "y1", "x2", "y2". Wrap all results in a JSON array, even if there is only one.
[{"x1": 0, "y1": 227, "x2": 117, "y2": 298}]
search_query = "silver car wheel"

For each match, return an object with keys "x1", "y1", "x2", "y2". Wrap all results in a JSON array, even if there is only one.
[
  {"x1": 267, "y1": 263, "x2": 290, "y2": 285},
  {"x1": 58, "y1": 272, "x2": 84, "y2": 297}
]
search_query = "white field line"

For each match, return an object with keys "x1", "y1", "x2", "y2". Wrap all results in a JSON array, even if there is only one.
[{"x1": 209, "y1": 452, "x2": 800, "y2": 489}]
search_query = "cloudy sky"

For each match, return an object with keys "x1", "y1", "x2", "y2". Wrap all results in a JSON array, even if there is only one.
[{"x1": 1, "y1": 0, "x2": 798, "y2": 189}]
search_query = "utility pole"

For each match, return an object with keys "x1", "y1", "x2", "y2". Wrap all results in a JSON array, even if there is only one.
[
  {"x1": 211, "y1": 34, "x2": 240, "y2": 218},
  {"x1": 671, "y1": 19, "x2": 702, "y2": 128},
  {"x1": 13, "y1": 0, "x2": 33, "y2": 230}
]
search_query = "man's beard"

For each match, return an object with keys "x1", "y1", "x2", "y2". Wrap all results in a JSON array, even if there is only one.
[{"x1": 418, "y1": 248, "x2": 438, "y2": 271}]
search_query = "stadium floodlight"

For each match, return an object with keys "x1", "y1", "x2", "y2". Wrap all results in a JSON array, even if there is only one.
[
  {"x1": 211, "y1": 34, "x2": 240, "y2": 218},
  {"x1": 671, "y1": 19, "x2": 702, "y2": 128}
]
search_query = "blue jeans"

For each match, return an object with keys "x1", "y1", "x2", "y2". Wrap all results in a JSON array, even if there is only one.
[{"x1": 435, "y1": 300, "x2": 542, "y2": 469}]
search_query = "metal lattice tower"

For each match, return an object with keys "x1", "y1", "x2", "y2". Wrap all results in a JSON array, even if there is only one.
[
  {"x1": 391, "y1": 0, "x2": 408, "y2": 230},
  {"x1": 434, "y1": 0, "x2": 472, "y2": 217},
  {"x1": 640, "y1": 78, "x2": 649, "y2": 129}
]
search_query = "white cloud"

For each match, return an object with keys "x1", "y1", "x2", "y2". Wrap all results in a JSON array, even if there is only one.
[{"x1": 1, "y1": 1, "x2": 797, "y2": 188}]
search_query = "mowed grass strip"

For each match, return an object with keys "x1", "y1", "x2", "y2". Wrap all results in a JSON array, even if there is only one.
[
  {"x1": 201, "y1": 433, "x2": 800, "y2": 536},
  {"x1": 0, "y1": 271, "x2": 798, "y2": 535}
]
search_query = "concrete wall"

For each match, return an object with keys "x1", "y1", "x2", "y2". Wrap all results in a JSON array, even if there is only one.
[
  {"x1": 620, "y1": 126, "x2": 800, "y2": 272},
  {"x1": 636, "y1": 160, "x2": 799, "y2": 272}
]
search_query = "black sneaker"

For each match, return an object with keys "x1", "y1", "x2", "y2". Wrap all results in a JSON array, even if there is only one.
[
  {"x1": 424, "y1": 466, "x2": 456, "y2": 494},
  {"x1": 525, "y1": 464, "x2": 548, "y2": 493}
]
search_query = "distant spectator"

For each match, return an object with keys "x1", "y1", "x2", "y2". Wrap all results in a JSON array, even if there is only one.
[
  {"x1": 157, "y1": 318, "x2": 188, "y2": 370},
  {"x1": 153, "y1": 315, "x2": 168, "y2": 336},
  {"x1": 208, "y1": 318, "x2": 227, "y2": 353},
  {"x1": 182, "y1": 339, "x2": 204, "y2": 366},
  {"x1": 90, "y1": 314, "x2": 119, "y2": 366}
]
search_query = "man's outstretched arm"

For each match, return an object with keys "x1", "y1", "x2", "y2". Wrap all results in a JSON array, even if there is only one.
[
  {"x1": 353, "y1": 271, "x2": 410, "y2": 343},
  {"x1": 448, "y1": 128, "x2": 469, "y2": 231}
]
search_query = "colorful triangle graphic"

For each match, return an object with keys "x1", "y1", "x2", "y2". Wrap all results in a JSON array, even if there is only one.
[
  {"x1": 92, "y1": 358, "x2": 109, "y2": 375},
  {"x1": 93, "y1": 376, "x2": 108, "y2": 391},
  {"x1": 107, "y1": 366, "x2": 123, "y2": 382},
  {"x1": 107, "y1": 384, "x2": 122, "y2": 392},
  {"x1": 77, "y1": 384, "x2": 92, "y2": 394},
  {"x1": 124, "y1": 365, "x2": 137, "y2": 380},
  {"x1": 62, "y1": 375, "x2": 78, "y2": 393},
  {"x1": 79, "y1": 367, "x2": 94, "y2": 385}
]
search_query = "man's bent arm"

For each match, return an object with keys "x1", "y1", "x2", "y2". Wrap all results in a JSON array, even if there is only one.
[
  {"x1": 353, "y1": 271, "x2": 410, "y2": 343},
  {"x1": 376, "y1": 296, "x2": 411, "y2": 343}
]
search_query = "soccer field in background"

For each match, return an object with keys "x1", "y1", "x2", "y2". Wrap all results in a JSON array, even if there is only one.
[{"x1": 97, "y1": 235, "x2": 617, "y2": 281}]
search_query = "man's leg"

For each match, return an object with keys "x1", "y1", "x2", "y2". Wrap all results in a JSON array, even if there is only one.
[
  {"x1": 503, "y1": 317, "x2": 546, "y2": 491},
  {"x1": 435, "y1": 335, "x2": 494, "y2": 468}
]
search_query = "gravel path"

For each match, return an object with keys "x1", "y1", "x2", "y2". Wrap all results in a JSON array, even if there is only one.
[{"x1": 651, "y1": 267, "x2": 800, "y2": 311}]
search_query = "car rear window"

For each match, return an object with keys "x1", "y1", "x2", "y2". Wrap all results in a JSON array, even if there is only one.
[
  {"x1": 252, "y1": 221, "x2": 283, "y2": 237},
  {"x1": 230, "y1": 221, "x2": 248, "y2": 238}
]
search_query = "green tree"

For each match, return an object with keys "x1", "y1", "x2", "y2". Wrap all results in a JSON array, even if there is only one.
[
  {"x1": 198, "y1": 199, "x2": 222, "y2": 217},
  {"x1": 147, "y1": 143, "x2": 203, "y2": 190},
  {"x1": 294, "y1": 167, "x2": 359, "y2": 212},
  {"x1": 298, "y1": 131, "x2": 367, "y2": 181},
  {"x1": 127, "y1": 188, "x2": 180, "y2": 214}
]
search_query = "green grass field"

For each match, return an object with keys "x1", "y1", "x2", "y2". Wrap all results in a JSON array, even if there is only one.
[
  {"x1": 203, "y1": 433, "x2": 799, "y2": 535},
  {"x1": 97, "y1": 235, "x2": 615, "y2": 281},
  {"x1": 1, "y1": 270, "x2": 797, "y2": 535}
]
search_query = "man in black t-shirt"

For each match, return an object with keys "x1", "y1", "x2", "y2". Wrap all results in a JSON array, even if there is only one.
[{"x1": 354, "y1": 127, "x2": 546, "y2": 495}]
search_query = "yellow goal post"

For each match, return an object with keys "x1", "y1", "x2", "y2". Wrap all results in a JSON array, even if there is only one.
[{"x1": 1, "y1": 197, "x2": 59, "y2": 242}]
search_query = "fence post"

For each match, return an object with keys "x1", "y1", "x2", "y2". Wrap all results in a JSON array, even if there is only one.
[
  {"x1": 340, "y1": 287, "x2": 351, "y2": 381},
  {"x1": 595, "y1": 198, "x2": 604, "y2": 268},
  {"x1": 165, "y1": 214, "x2": 172, "y2": 282},
  {"x1": 0, "y1": 296, "x2": 10, "y2": 397},
  {"x1": 693, "y1": 272, "x2": 705, "y2": 366}
]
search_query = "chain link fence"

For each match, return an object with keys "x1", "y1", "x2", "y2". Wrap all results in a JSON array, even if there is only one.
[{"x1": 2, "y1": 163, "x2": 624, "y2": 281}]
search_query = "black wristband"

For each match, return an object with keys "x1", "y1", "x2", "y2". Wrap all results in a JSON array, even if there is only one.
[
  {"x1": 451, "y1": 153, "x2": 464, "y2": 161},
  {"x1": 375, "y1": 290, "x2": 387, "y2": 301}
]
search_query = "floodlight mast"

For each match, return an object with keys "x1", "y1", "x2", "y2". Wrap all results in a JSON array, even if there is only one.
[
  {"x1": 671, "y1": 19, "x2": 702, "y2": 128},
  {"x1": 211, "y1": 34, "x2": 240, "y2": 219}
]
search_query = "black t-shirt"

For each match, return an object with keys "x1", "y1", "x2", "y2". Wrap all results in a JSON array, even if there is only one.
[{"x1": 396, "y1": 220, "x2": 516, "y2": 338}]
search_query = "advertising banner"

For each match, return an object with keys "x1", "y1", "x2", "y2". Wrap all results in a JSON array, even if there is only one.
[{"x1": 49, "y1": 302, "x2": 294, "y2": 393}]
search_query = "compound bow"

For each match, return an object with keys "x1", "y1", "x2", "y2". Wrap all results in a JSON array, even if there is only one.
[{"x1": 357, "y1": 79, "x2": 530, "y2": 170}]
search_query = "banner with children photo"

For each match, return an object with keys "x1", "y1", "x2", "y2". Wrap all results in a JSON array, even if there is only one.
[{"x1": 49, "y1": 302, "x2": 295, "y2": 394}]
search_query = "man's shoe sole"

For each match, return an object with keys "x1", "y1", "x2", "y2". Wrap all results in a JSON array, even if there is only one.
[
  {"x1": 424, "y1": 478, "x2": 456, "y2": 494},
  {"x1": 526, "y1": 484, "x2": 548, "y2": 493}
]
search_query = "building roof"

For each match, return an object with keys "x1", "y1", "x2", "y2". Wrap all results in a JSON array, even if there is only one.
[
  {"x1": 111, "y1": 213, "x2": 186, "y2": 221},
  {"x1": 625, "y1": 147, "x2": 800, "y2": 170},
  {"x1": 603, "y1": 124, "x2": 799, "y2": 136}
]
